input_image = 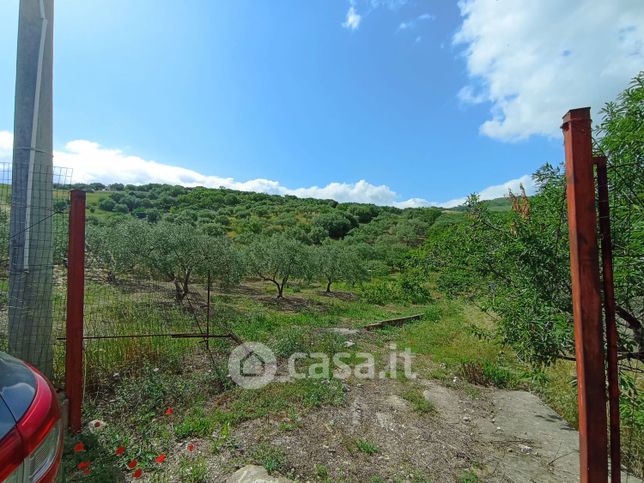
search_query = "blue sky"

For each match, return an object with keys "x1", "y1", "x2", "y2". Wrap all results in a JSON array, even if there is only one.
[{"x1": 0, "y1": 0, "x2": 642, "y2": 207}]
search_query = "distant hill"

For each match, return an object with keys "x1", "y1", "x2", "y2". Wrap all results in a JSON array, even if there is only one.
[
  {"x1": 76, "y1": 183, "x2": 443, "y2": 249},
  {"x1": 446, "y1": 196, "x2": 513, "y2": 213}
]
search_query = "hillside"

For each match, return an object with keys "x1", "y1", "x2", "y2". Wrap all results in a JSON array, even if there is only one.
[{"x1": 77, "y1": 183, "x2": 443, "y2": 253}]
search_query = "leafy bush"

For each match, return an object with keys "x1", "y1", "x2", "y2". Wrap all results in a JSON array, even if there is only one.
[
  {"x1": 360, "y1": 280, "x2": 400, "y2": 305},
  {"x1": 98, "y1": 198, "x2": 115, "y2": 212},
  {"x1": 397, "y1": 269, "x2": 431, "y2": 304}
]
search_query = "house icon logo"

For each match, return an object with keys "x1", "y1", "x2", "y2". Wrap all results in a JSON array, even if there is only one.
[{"x1": 228, "y1": 342, "x2": 277, "y2": 389}]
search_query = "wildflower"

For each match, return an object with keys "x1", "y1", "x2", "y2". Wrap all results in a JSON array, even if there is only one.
[{"x1": 73, "y1": 442, "x2": 85, "y2": 453}]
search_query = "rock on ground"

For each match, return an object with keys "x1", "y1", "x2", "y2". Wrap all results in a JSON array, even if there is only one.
[{"x1": 226, "y1": 465, "x2": 293, "y2": 483}]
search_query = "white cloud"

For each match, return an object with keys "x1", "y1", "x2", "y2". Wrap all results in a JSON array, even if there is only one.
[
  {"x1": 370, "y1": 0, "x2": 409, "y2": 10},
  {"x1": 0, "y1": 131, "x2": 533, "y2": 209},
  {"x1": 457, "y1": 85, "x2": 485, "y2": 105},
  {"x1": 479, "y1": 174, "x2": 535, "y2": 200},
  {"x1": 454, "y1": 0, "x2": 644, "y2": 141},
  {"x1": 342, "y1": 6, "x2": 361, "y2": 31},
  {"x1": 344, "y1": 0, "x2": 415, "y2": 31},
  {"x1": 0, "y1": 131, "x2": 12, "y2": 159},
  {"x1": 394, "y1": 174, "x2": 536, "y2": 209},
  {"x1": 398, "y1": 13, "x2": 434, "y2": 31}
]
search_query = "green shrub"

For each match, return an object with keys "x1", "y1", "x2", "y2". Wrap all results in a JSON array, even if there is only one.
[
  {"x1": 397, "y1": 270, "x2": 431, "y2": 304},
  {"x1": 360, "y1": 280, "x2": 400, "y2": 305}
]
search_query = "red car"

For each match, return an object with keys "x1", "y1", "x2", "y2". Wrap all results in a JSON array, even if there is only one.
[{"x1": 0, "y1": 351, "x2": 63, "y2": 482}]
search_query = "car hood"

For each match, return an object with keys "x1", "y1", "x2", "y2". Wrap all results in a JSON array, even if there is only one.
[{"x1": 0, "y1": 351, "x2": 37, "y2": 440}]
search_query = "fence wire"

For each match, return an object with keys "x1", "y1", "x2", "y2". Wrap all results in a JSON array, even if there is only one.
[
  {"x1": 602, "y1": 153, "x2": 644, "y2": 474},
  {"x1": 82, "y1": 217, "x2": 224, "y2": 389}
]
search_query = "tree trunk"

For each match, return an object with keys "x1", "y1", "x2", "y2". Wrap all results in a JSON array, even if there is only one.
[
  {"x1": 174, "y1": 278, "x2": 183, "y2": 304},
  {"x1": 326, "y1": 279, "x2": 332, "y2": 293},
  {"x1": 173, "y1": 269, "x2": 192, "y2": 304},
  {"x1": 107, "y1": 270, "x2": 117, "y2": 284},
  {"x1": 182, "y1": 269, "x2": 191, "y2": 299},
  {"x1": 277, "y1": 276, "x2": 288, "y2": 299},
  {"x1": 268, "y1": 278, "x2": 282, "y2": 298}
]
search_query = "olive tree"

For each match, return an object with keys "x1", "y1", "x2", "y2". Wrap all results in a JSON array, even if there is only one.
[
  {"x1": 315, "y1": 241, "x2": 367, "y2": 293},
  {"x1": 196, "y1": 235, "x2": 246, "y2": 289},
  {"x1": 145, "y1": 222, "x2": 201, "y2": 303},
  {"x1": 246, "y1": 234, "x2": 312, "y2": 298},
  {"x1": 86, "y1": 219, "x2": 151, "y2": 283}
]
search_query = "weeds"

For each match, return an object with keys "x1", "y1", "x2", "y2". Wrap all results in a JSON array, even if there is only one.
[
  {"x1": 315, "y1": 463, "x2": 329, "y2": 478},
  {"x1": 459, "y1": 469, "x2": 479, "y2": 482},
  {"x1": 355, "y1": 439, "x2": 379, "y2": 455},
  {"x1": 401, "y1": 387, "x2": 435, "y2": 414},
  {"x1": 251, "y1": 443, "x2": 288, "y2": 474},
  {"x1": 177, "y1": 456, "x2": 209, "y2": 482}
]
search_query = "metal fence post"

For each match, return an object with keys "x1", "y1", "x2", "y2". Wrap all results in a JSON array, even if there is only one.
[
  {"x1": 595, "y1": 155, "x2": 621, "y2": 482},
  {"x1": 65, "y1": 190, "x2": 85, "y2": 433},
  {"x1": 562, "y1": 107, "x2": 608, "y2": 482}
]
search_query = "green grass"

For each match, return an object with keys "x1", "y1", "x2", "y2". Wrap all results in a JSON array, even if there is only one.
[
  {"x1": 211, "y1": 377, "x2": 345, "y2": 427},
  {"x1": 250, "y1": 443, "x2": 288, "y2": 474},
  {"x1": 62, "y1": 276, "x2": 633, "y2": 479},
  {"x1": 401, "y1": 387, "x2": 435, "y2": 414},
  {"x1": 459, "y1": 469, "x2": 479, "y2": 482},
  {"x1": 384, "y1": 299, "x2": 504, "y2": 371},
  {"x1": 175, "y1": 408, "x2": 218, "y2": 439},
  {"x1": 314, "y1": 463, "x2": 329, "y2": 478},
  {"x1": 177, "y1": 455, "x2": 209, "y2": 482},
  {"x1": 355, "y1": 439, "x2": 379, "y2": 455}
]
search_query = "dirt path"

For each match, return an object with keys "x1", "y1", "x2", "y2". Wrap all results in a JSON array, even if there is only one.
[{"x1": 214, "y1": 374, "x2": 641, "y2": 482}]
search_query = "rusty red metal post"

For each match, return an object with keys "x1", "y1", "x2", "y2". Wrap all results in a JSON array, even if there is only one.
[
  {"x1": 595, "y1": 155, "x2": 621, "y2": 482},
  {"x1": 65, "y1": 190, "x2": 86, "y2": 433},
  {"x1": 562, "y1": 108, "x2": 608, "y2": 482}
]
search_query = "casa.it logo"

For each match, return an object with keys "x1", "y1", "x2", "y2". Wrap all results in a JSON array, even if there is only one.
[{"x1": 228, "y1": 342, "x2": 277, "y2": 389}]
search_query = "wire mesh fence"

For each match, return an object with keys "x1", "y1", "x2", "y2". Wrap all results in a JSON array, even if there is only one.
[
  {"x1": 0, "y1": 162, "x2": 72, "y2": 384},
  {"x1": 81, "y1": 219, "x2": 228, "y2": 390},
  {"x1": 0, "y1": 161, "x2": 226, "y2": 400},
  {"x1": 599, "y1": 152, "x2": 644, "y2": 474}
]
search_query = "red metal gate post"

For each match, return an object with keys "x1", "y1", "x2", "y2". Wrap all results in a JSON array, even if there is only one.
[
  {"x1": 562, "y1": 108, "x2": 608, "y2": 482},
  {"x1": 595, "y1": 155, "x2": 621, "y2": 482},
  {"x1": 65, "y1": 190, "x2": 86, "y2": 433}
]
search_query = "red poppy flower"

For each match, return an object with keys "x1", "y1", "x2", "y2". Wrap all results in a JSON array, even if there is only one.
[
  {"x1": 164, "y1": 407, "x2": 174, "y2": 415},
  {"x1": 115, "y1": 446, "x2": 126, "y2": 456},
  {"x1": 187, "y1": 443, "x2": 195, "y2": 452},
  {"x1": 73, "y1": 442, "x2": 85, "y2": 453},
  {"x1": 94, "y1": 421, "x2": 102, "y2": 428},
  {"x1": 77, "y1": 461, "x2": 90, "y2": 470},
  {"x1": 155, "y1": 453, "x2": 166, "y2": 463},
  {"x1": 133, "y1": 468, "x2": 143, "y2": 479},
  {"x1": 127, "y1": 459, "x2": 137, "y2": 469}
]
